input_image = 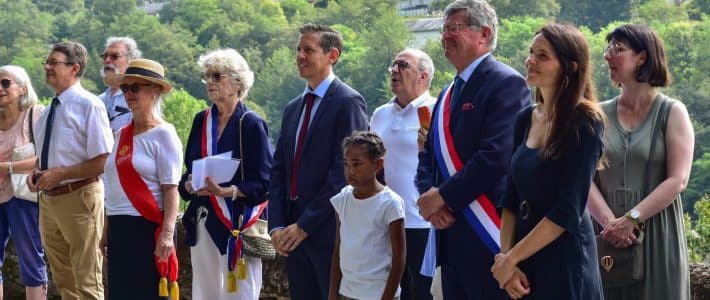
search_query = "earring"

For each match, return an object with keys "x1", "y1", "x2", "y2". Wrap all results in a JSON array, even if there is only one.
[{"x1": 562, "y1": 76, "x2": 569, "y2": 88}]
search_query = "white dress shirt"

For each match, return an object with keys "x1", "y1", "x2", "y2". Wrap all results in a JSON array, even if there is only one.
[
  {"x1": 34, "y1": 82, "x2": 114, "y2": 184},
  {"x1": 371, "y1": 91, "x2": 435, "y2": 229}
]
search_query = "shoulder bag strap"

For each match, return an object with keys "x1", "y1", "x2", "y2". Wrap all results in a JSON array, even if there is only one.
[{"x1": 28, "y1": 106, "x2": 34, "y2": 144}]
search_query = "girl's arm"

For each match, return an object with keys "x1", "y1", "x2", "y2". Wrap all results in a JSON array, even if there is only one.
[
  {"x1": 328, "y1": 217, "x2": 343, "y2": 300},
  {"x1": 382, "y1": 218, "x2": 405, "y2": 300}
]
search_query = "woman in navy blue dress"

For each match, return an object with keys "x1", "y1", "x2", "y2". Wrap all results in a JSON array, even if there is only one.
[{"x1": 491, "y1": 23, "x2": 605, "y2": 299}]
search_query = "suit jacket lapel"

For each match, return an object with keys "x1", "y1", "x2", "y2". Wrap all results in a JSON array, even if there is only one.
[
  {"x1": 302, "y1": 77, "x2": 339, "y2": 147},
  {"x1": 451, "y1": 56, "x2": 493, "y2": 121}
]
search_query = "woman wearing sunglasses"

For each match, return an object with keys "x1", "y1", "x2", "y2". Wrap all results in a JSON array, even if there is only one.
[
  {"x1": 0, "y1": 65, "x2": 47, "y2": 300},
  {"x1": 587, "y1": 24, "x2": 693, "y2": 300},
  {"x1": 102, "y1": 59, "x2": 182, "y2": 299},
  {"x1": 178, "y1": 49, "x2": 272, "y2": 300}
]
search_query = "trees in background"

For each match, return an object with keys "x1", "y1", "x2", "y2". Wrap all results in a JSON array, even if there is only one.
[{"x1": 0, "y1": 0, "x2": 707, "y2": 216}]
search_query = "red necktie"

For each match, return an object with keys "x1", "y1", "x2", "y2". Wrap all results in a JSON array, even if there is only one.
[{"x1": 289, "y1": 93, "x2": 316, "y2": 200}]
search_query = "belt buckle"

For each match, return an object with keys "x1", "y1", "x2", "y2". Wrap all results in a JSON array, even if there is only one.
[
  {"x1": 519, "y1": 200, "x2": 530, "y2": 220},
  {"x1": 289, "y1": 196, "x2": 298, "y2": 201}
]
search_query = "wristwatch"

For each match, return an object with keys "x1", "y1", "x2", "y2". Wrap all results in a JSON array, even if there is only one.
[{"x1": 624, "y1": 209, "x2": 643, "y2": 229}]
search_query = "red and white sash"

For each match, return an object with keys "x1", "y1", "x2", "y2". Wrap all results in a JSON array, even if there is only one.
[
  {"x1": 430, "y1": 82, "x2": 501, "y2": 253},
  {"x1": 201, "y1": 106, "x2": 267, "y2": 284},
  {"x1": 116, "y1": 123, "x2": 179, "y2": 297}
]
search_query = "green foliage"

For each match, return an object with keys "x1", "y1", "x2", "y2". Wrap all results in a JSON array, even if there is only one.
[
  {"x1": 489, "y1": 0, "x2": 560, "y2": 20},
  {"x1": 687, "y1": 153, "x2": 710, "y2": 207},
  {"x1": 161, "y1": 89, "x2": 208, "y2": 149},
  {"x1": 686, "y1": 195, "x2": 710, "y2": 262}
]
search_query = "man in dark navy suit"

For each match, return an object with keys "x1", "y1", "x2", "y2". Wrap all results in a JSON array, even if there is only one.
[
  {"x1": 416, "y1": 1, "x2": 530, "y2": 299},
  {"x1": 268, "y1": 24, "x2": 368, "y2": 300}
]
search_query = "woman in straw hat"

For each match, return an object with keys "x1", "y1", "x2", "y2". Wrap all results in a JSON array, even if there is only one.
[
  {"x1": 102, "y1": 58, "x2": 182, "y2": 299},
  {"x1": 179, "y1": 48, "x2": 271, "y2": 300}
]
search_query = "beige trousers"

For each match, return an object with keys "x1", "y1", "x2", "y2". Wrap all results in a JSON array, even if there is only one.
[{"x1": 39, "y1": 181, "x2": 104, "y2": 300}]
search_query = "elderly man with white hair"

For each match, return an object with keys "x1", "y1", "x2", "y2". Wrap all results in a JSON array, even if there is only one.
[
  {"x1": 98, "y1": 36, "x2": 141, "y2": 132},
  {"x1": 370, "y1": 48, "x2": 436, "y2": 300}
]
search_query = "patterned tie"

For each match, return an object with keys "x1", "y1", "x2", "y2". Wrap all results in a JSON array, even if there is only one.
[
  {"x1": 40, "y1": 97, "x2": 59, "y2": 170},
  {"x1": 289, "y1": 93, "x2": 316, "y2": 200},
  {"x1": 450, "y1": 76, "x2": 465, "y2": 112}
]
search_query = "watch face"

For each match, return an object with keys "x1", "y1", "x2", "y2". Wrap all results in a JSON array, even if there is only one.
[{"x1": 630, "y1": 210, "x2": 640, "y2": 219}]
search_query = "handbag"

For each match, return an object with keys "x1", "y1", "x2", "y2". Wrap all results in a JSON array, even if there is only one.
[
  {"x1": 10, "y1": 108, "x2": 37, "y2": 202},
  {"x1": 237, "y1": 111, "x2": 276, "y2": 260},
  {"x1": 595, "y1": 97, "x2": 671, "y2": 287}
]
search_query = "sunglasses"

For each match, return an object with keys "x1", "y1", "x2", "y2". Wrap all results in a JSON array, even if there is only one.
[
  {"x1": 200, "y1": 72, "x2": 228, "y2": 84},
  {"x1": 119, "y1": 83, "x2": 153, "y2": 94},
  {"x1": 100, "y1": 53, "x2": 124, "y2": 60},
  {"x1": 388, "y1": 60, "x2": 411, "y2": 72},
  {"x1": 0, "y1": 79, "x2": 13, "y2": 89}
]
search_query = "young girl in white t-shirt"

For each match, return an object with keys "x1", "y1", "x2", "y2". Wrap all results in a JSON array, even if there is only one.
[{"x1": 328, "y1": 131, "x2": 406, "y2": 300}]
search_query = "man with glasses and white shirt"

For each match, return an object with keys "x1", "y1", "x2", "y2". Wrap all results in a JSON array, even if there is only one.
[
  {"x1": 371, "y1": 48, "x2": 436, "y2": 300},
  {"x1": 98, "y1": 37, "x2": 141, "y2": 132},
  {"x1": 28, "y1": 42, "x2": 113, "y2": 300}
]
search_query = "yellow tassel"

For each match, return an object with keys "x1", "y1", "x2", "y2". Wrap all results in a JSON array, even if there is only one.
[
  {"x1": 170, "y1": 281, "x2": 179, "y2": 299},
  {"x1": 158, "y1": 277, "x2": 168, "y2": 297},
  {"x1": 237, "y1": 257, "x2": 247, "y2": 280},
  {"x1": 227, "y1": 271, "x2": 237, "y2": 293},
  {"x1": 231, "y1": 229, "x2": 240, "y2": 237}
]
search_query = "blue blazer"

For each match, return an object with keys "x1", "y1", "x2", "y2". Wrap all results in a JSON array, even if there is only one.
[
  {"x1": 269, "y1": 77, "x2": 368, "y2": 247},
  {"x1": 416, "y1": 55, "x2": 530, "y2": 268},
  {"x1": 178, "y1": 102, "x2": 272, "y2": 254}
]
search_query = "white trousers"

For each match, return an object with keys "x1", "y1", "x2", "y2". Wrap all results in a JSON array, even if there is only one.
[{"x1": 191, "y1": 218, "x2": 262, "y2": 300}]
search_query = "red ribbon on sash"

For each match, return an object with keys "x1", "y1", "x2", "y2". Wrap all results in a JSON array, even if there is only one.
[{"x1": 116, "y1": 123, "x2": 179, "y2": 296}]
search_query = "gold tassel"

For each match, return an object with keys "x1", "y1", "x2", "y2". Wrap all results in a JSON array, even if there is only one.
[
  {"x1": 227, "y1": 271, "x2": 237, "y2": 293},
  {"x1": 170, "y1": 281, "x2": 179, "y2": 299},
  {"x1": 237, "y1": 257, "x2": 247, "y2": 280},
  {"x1": 158, "y1": 277, "x2": 168, "y2": 297}
]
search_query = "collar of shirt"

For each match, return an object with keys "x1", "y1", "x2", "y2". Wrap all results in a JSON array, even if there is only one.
[
  {"x1": 302, "y1": 72, "x2": 335, "y2": 99},
  {"x1": 56, "y1": 81, "x2": 87, "y2": 104},
  {"x1": 457, "y1": 52, "x2": 491, "y2": 83},
  {"x1": 100, "y1": 86, "x2": 124, "y2": 99},
  {"x1": 391, "y1": 90, "x2": 433, "y2": 112}
]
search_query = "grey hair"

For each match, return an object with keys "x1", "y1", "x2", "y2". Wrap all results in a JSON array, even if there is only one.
[
  {"x1": 197, "y1": 48, "x2": 255, "y2": 100},
  {"x1": 402, "y1": 48, "x2": 435, "y2": 88},
  {"x1": 445, "y1": 0, "x2": 499, "y2": 51},
  {"x1": 105, "y1": 37, "x2": 141, "y2": 60},
  {"x1": 0, "y1": 65, "x2": 39, "y2": 110}
]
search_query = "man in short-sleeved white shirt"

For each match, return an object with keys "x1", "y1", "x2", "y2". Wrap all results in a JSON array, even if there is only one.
[
  {"x1": 370, "y1": 48, "x2": 436, "y2": 300},
  {"x1": 29, "y1": 42, "x2": 113, "y2": 300}
]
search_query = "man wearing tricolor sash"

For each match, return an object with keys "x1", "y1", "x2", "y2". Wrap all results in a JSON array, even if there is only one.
[{"x1": 415, "y1": 1, "x2": 530, "y2": 299}]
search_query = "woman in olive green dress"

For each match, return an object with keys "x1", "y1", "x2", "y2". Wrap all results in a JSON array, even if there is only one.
[{"x1": 587, "y1": 24, "x2": 694, "y2": 300}]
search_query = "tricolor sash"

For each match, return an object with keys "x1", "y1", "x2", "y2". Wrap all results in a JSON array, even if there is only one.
[
  {"x1": 201, "y1": 106, "x2": 267, "y2": 291},
  {"x1": 431, "y1": 82, "x2": 501, "y2": 254},
  {"x1": 116, "y1": 123, "x2": 179, "y2": 298}
]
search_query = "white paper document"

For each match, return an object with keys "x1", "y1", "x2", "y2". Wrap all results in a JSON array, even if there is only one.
[{"x1": 191, "y1": 151, "x2": 240, "y2": 190}]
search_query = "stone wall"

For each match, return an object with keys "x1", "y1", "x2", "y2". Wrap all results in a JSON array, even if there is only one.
[{"x1": 2, "y1": 222, "x2": 708, "y2": 299}]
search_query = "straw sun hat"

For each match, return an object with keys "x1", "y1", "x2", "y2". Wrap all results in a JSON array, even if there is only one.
[{"x1": 105, "y1": 58, "x2": 172, "y2": 93}]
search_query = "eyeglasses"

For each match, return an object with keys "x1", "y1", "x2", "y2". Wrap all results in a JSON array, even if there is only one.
[
  {"x1": 604, "y1": 43, "x2": 628, "y2": 56},
  {"x1": 0, "y1": 79, "x2": 13, "y2": 89},
  {"x1": 441, "y1": 23, "x2": 474, "y2": 35},
  {"x1": 42, "y1": 59, "x2": 74, "y2": 67},
  {"x1": 119, "y1": 83, "x2": 153, "y2": 94},
  {"x1": 200, "y1": 72, "x2": 228, "y2": 84},
  {"x1": 100, "y1": 53, "x2": 124, "y2": 60},
  {"x1": 388, "y1": 60, "x2": 411, "y2": 72}
]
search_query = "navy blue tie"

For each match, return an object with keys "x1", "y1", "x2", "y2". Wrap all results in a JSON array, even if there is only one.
[
  {"x1": 40, "y1": 97, "x2": 59, "y2": 170},
  {"x1": 450, "y1": 76, "x2": 465, "y2": 112}
]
